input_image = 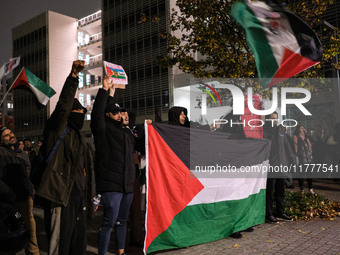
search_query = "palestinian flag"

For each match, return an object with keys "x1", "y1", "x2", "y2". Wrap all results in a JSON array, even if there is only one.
[
  {"x1": 231, "y1": 0, "x2": 322, "y2": 88},
  {"x1": 10, "y1": 67, "x2": 56, "y2": 106},
  {"x1": 0, "y1": 57, "x2": 20, "y2": 81},
  {"x1": 144, "y1": 123, "x2": 271, "y2": 254}
]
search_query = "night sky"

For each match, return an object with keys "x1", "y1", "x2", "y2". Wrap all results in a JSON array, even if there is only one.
[{"x1": 0, "y1": 0, "x2": 101, "y2": 67}]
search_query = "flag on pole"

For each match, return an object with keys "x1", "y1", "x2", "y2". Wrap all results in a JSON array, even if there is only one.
[
  {"x1": 9, "y1": 67, "x2": 56, "y2": 106},
  {"x1": 0, "y1": 57, "x2": 21, "y2": 81},
  {"x1": 231, "y1": 0, "x2": 322, "y2": 88},
  {"x1": 144, "y1": 123, "x2": 270, "y2": 254}
]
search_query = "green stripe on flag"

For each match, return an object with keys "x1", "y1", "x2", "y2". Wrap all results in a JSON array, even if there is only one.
[
  {"x1": 25, "y1": 68, "x2": 56, "y2": 97},
  {"x1": 231, "y1": 2, "x2": 278, "y2": 85},
  {"x1": 147, "y1": 189, "x2": 266, "y2": 254}
]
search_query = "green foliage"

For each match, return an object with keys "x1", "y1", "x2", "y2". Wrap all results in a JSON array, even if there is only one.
[{"x1": 285, "y1": 191, "x2": 340, "y2": 220}]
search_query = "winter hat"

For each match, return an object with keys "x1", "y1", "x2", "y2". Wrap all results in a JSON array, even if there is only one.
[
  {"x1": 0, "y1": 126, "x2": 9, "y2": 138},
  {"x1": 105, "y1": 102, "x2": 121, "y2": 114},
  {"x1": 72, "y1": 98, "x2": 87, "y2": 114}
]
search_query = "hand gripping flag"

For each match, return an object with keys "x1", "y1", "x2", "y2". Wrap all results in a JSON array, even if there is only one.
[
  {"x1": 231, "y1": 0, "x2": 322, "y2": 88},
  {"x1": 144, "y1": 123, "x2": 271, "y2": 254},
  {"x1": 8, "y1": 67, "x2": 56, "y2": 106}
]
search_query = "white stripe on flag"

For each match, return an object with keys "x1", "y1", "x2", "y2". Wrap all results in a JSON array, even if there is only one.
[
  {"x1": 246, "y1": 0, "x2": 299, "y2": 66},
  {"x1": 188, "y1": 162, "x2": 268, "y2": 206}
]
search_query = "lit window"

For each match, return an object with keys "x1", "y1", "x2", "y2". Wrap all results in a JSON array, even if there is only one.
[
  {"x1": 86, "y1": 94, "x2": 91, "y2": 106},
  {"x1": 86, "y1": 74, "x2": 90, "y2": 85},
  {"x1": 84, "y1": 34, "x2": 90, "y2": 44},
  {"x1": 79, "y1": 93, "x2": 84, "y2": 106},
  {"x1": 78, "y1": 32, "x2": 83, "y2": 46},
  {"x1": 78, "y1": 73, "x2": 84, "y2": 88}
]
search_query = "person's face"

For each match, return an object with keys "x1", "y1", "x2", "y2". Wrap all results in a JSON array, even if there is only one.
[
  {"x1": 269, "y1": 113, "x2": 278, "y2": 125},
  {"x1": 107, "y1": 111, "x2": 122, "y2": 121},
  {"x1": 19, "y1": 141, "x2": 25, "y2": 150},
  {"x1": 299, "y1": 126, "x2": 306, "y2": 134},
  {"x1": 1, "y1": 129, "x2": 17, "y2": 146},
  {"x1": 38, "y1": 141, "x2": 43, "y2": 148},
  {"x1": 24, "y1": 140, "x2": 31, "y2": 149},
  {"x1": 179, "y1": 111, "x2": 186, "y2": 125},
  {"x1": 121, "y1": 111, "x2": 129, "y2": 125}
]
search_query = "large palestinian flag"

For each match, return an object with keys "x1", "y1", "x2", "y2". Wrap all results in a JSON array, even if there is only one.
[
  {"x1": 231, "y1": 0, "x2": 322, "y2": 88},
  {"x1": 144, "y1": 123, "x2": 271, "y2": 254}
]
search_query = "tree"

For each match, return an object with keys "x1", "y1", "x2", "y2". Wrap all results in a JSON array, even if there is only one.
[{"x1": 159, "y1": 0, "x2": 340, "y2": 84}]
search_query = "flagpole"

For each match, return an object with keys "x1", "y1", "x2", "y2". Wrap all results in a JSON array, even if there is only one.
[{"x1": 0, "y1": 84, "x2": 13, "y2": 107}]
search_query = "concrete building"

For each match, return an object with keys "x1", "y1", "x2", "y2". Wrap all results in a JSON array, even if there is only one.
[
  {"x1": 76, "y1": 10, "x2": 102, "y2": 122},
  {"x1": 102, "y1": 0, "x2": 172, "y2": 123},
  {"x1": 10, "y1": 0, "x2": 340, "y2": 140},
  {"x1": 12, "y1": 11, "x2": 78, "y2": 139}
]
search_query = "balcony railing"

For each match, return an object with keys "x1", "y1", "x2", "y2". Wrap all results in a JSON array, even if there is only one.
[
  {"x1": 78, "y1": 11, "x2": 102, "y2": 27},
  {"x1": 79, "y1": 80, "x2": 102, "y2": 90},
  {"x1": 78, "y1": 32, "x2": 102, "y2": 48},
  {"x1": 85, "y1": 54, "x2": 102, "y2": 67}
]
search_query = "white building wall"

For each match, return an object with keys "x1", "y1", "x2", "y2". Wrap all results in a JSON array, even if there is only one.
[{"x1": 48, "y1": 11, "x2": 78, "y2": 116}]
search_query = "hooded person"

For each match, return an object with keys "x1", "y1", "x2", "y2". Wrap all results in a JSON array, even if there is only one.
[
  {"x1": 168, "y1": 106, "x2": 190, "y2": 127},
  {"x1": 36, "y1": 60, "x2": 95, "y2": 255},
  {"x1": 68, "y1": 98, "x2": 87, "y2": 130},
  {"x1": 91, "y1": 79, "x2": 136, "y2": 255}
]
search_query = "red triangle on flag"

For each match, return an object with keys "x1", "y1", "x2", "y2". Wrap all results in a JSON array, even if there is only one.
[
  {"x1": 144, "y1": 124, "x2": 204, "y2": 253},
  {"x1": 268, "y1": 47, "x2": 319, "y2": 87},
  {"x1": 106, "y1": 66, "x2": 114, "y2": 77},
  {"x1": 10, "y1": 67, "x2": 30, "y2": 91}
]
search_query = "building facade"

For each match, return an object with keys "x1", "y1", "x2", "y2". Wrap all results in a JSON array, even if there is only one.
[
  {"x1": 102, "y1": 0, "x2": 172, "y2": 123},
  {"x1": 12, "y1": 11, "x2": 78, "y2": 139}
]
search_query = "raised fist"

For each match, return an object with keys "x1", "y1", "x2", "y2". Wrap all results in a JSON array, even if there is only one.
[{"x1": 71, "y1": 60, "x2": 85, "y2": 77}]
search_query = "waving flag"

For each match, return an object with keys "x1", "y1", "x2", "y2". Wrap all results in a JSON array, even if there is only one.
[
  {"x1": 9, "y1": 67, "x2": 56, "y2": 106},
  {"x1": 144, "y1": 123, "x2": 271, "y2": 254},
  {"x1": 0, "y1": 57, "x2": 21, "y2": 81},
  {"x1": 231, "y1": 0, "x2": 322, "y2": 88}
]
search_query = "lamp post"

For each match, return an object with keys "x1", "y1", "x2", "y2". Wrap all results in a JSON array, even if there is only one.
[{"x1": 324, "y1": 20, "x2": 340, "y2": 121}]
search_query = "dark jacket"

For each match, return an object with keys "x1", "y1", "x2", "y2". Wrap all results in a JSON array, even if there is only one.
[
  {"x1": 264, "y1": 124, "x2": 297, "y2": 171},
  {"x1": 295, "y1": 135, "x2": 313, "y2": 164},
  {"x1": 91, "y1": 89, "x2": 135, "y2": 194},
  {"x1": 36, "y1": 75, "x2": 95, "y2": 209},
  {"x1": 15, "y1": 148, "x2": 31, "y2": 177},
  {"x1": 0, "y1": 145, "x2": 34, "y2": 202}
]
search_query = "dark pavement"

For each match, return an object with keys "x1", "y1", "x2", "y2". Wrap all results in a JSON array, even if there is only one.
[{"x1": 17, "y1": 179, "x2": 340, "y2": 255}]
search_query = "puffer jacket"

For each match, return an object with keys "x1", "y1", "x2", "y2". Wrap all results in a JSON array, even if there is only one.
[
  {"x1": 36, "y1": 75, "x2": 95, "y2": 210},
  {"x1": 91, "y1": 89, "x2": 135, "y2": 194}
]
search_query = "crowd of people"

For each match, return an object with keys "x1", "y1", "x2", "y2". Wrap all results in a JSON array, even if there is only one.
[{"x1": 0, "y1": 60, "x2": 339, "y2": 255}]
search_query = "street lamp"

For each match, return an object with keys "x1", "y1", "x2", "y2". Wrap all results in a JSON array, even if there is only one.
[{"x1": 324, "y1": 20, "x2": 340, "y2": 121}]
